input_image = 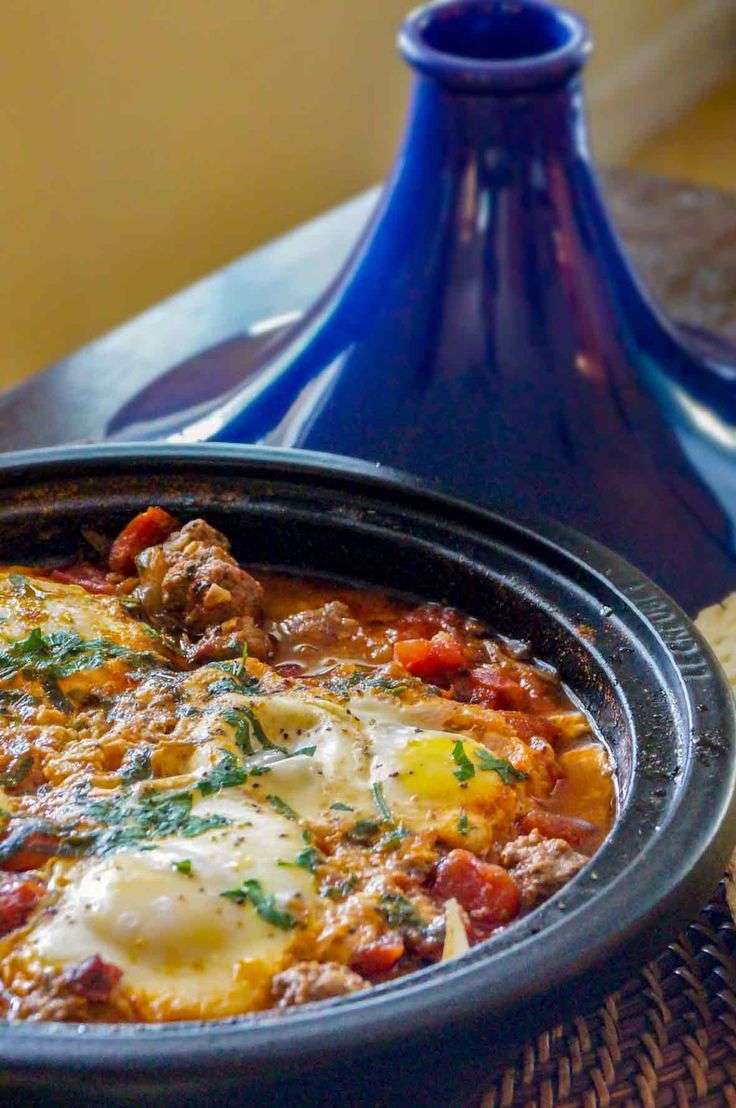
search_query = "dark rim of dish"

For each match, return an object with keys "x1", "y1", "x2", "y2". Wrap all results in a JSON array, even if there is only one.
[{"x1": 0, "y1": 443, "x2": 732, "y2": 1076}]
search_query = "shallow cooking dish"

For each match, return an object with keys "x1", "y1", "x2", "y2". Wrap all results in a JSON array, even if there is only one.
[{"x1": 0, "y1": 443, "x2": 733, "y2": 1108}]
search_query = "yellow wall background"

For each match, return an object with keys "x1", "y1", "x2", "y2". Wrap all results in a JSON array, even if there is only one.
[{"x1": 0, "y1": 0, "x2": 718, "y2": 388}]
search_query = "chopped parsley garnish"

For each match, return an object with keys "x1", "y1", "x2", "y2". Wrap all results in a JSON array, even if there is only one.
[
  {"x1": 135, "y1": 621, "x2": 176, "y2": 649},
  {"x1": 209, "y1": 647, "x2": 263, "y2": 696},
  {"x1": 330, "y1": 801, "x2": 354, "y2": 812},
  {"x1": 320, "y1": 874, "x2": 358, "y2": 900},
  {"x1": 220, "y1": 878, "x2": 296, "y2": 930},
  {"x1": 451, "y1": 740, "x2": 475, "y2": 783},
  {"x1": 475, "y1": 749, "x2": 528, "y2": 784},
  {"x1": 172, "y1": 859, "x2": 192, "y2": 875},
  {"x1": 83, "y1": 789, "x2": 229, "y2": 854},
  {"x1": 0, "y1": 752, "x2": 34, "y2": 789},
  {"x1": 208, "y1": 672, "x2": 264, "y2": 697},
  {"x1": 371, "y1": 781, "x2": 392, "y2": 824},
  {"x1": 458, "y1": 811, "x2": 470, "y2": 836},
  {"x1": 181, "y1": 812, "x2": 231, "y2": 838},
  {"x1": 233, "y1": 641, "x2": 249, "y2": 678},
  {"x1": 279, "y1": 845, "x2": 324, "y2": 874},
  {"x1": 377, "y1": 893, "x2": 424, "y2": 931},
  {"x1": 345, "y1": 780, "x2": 410, "y2": 850},
  {"x1": 0, "y1": 628, "x2": 164, "y2": 684},
  {"x1": 222, "y1": 706, "x2": 316, "y2": 768},
  {"x1": 221, "y1": 707, "x2": 255, "y2": 755},
  {"x1": 327, "y1": 671, "x2": 410, "y2": 699},
  {"x1": 0, "y1": 808, "x2": 10, "y2": 823},
  {"x1": 377, "y1": 824, "x2": 410, "y2": 853},
  {"x1": 198, "y1": 749, "x2": 249, "y2": 796},
  {"x1": 222, "y1": 705, "x2": 286, "y2": 756},
  {"x1": 266, "y1": 794, "x2": 299, "y2": 821},
  {"x1": 345, "y1": 818, "x2": 380, "y2": 845}
]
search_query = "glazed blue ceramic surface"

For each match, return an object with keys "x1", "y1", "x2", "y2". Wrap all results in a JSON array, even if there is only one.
[{"x1": 121, "y1": 0, "x2": 736, "y2": 613}]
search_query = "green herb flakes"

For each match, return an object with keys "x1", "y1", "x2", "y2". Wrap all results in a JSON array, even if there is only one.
[
  {"x1": 220, "y1": 878, "x2": 296, "y2": 930},
  {"x1": 320, "y1": 875, "x2": 358, "y2": 900},
  {"x1": 0, "y1": 628, "x2": 164, "y2": 684},
  {"x1": 345, "y1": 818, "x2": 380, "y2": 845},
  {"x1": 377, "y1": 893, "x2": 424, "y2": 931},
  {"x1": 475, "y1": 749, "x2": 528, "y2": 784},
  {"x1": 451, "y1": 740, "x2": 475, "y2": 783},
  {"x1": 172, "y1": 859, "x2": 192, "y2": 875},
  {"x1": 208, "y1": 672, "x2": 264, "y2": 697},
  {"x1": 377, "y1": 824, "x2": 410, "y2": 853},
  {"x1": 371, "y1": 781, "x2": 393, "y2": 824},
  {"x1": 279, "y1": 845, "x2": 324, "y2": 874},
  {"x1": 327, "y1": 671, "x2": 410, "y2": 699},
  {"x1": 83, "y1": 788, "x2": 229, "y2": 855},
  {"x1": 266, "y1": 794, "x2": 299, "y2": 821},
  {"x1": 198, "y1": 749, "x2": 249, "y2": 796},
  {"x1": 222, "y1": 705, "x2": 286, "y2": 756}
]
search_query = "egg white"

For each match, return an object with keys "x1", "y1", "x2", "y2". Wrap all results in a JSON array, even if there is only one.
[
  {"x1": 0, "y1": 571, "x2": 156, "y2": 655},
  {"x1": 195, "y1": 689, "x2": 519, "y2": 847},
  {"x1": 28, "y1": 793, "x2": 316, "y2": 1020}
]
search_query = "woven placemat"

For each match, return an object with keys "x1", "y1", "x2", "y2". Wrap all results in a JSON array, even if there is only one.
[{"x1": 478, "y1": 885, "x2": 736, "y2": 1108}]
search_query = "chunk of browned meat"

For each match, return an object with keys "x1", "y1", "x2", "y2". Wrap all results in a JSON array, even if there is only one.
[
  {"x1": 9, "y1": 959, "x2": 124, "y2": 1022},
  {"x1": 500, "y1": 829, "x2": 587, "y2": 910},
  {"x1": 162, "y1": 519, "x2": 229, "y2": 553},
  {"x1": 271, "y1": 960, "x2": 368, "y2": 1008},
  {"x1": 276, "y1": 602, "x2": 361, "y2": 653},
  {"x1": 137, "y1": 518, "x2": 270, "y2": 660}
]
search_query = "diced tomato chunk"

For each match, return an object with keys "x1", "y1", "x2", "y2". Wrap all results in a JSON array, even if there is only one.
[
  {"x1": 108, "y1": 507, "x2": 179, "y2": 576},
  {"x1": 0, "y1": 873, "x2": 44, "y2": 936},
  {"x1": 455, "y1": 665, "x2": 561, "y2": 712},
  {"x1": 64, "y1": 955, "x2": 122, "y2": 1003},
  {"x1": 462, "y1": 665, "x2": 531, "y2": 711},
  {"x1": 350, "y1": 937, "x2": 405, "y2": 978},
  {"x1": 393, "y1": 632, "x2": 467, "y2": 683},
  {"x1": 50, "y1": 561, "x2": 115, "y2": 595},
  {"x1": 434, "y1": 849, "x2": 520, "y2": 939},
  {"x1": 519, "y1": 809, "x2": 594, "y2": 852},
  {"x1": 498, "y1": 712, "x2": 560, "y2": 745},
  {"x1": 1, "y1": 831, "x2": 59, "y2": 872}
]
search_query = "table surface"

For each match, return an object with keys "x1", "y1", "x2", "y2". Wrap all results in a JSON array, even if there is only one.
[{"x1": 1, "y1": 166, "x2": 735, "y2": 452}]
